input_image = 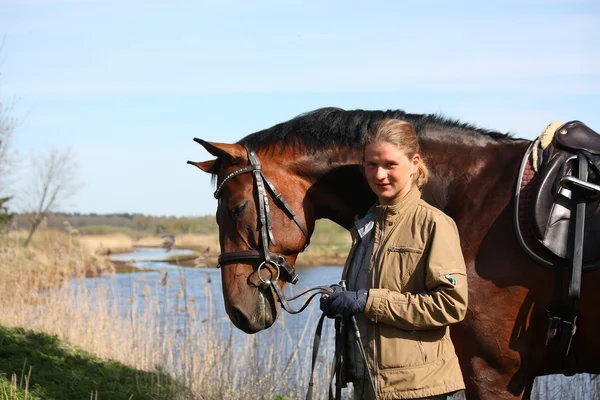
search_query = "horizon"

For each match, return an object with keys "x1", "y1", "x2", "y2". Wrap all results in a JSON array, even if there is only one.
[{"x1": 2, "y1": 0, "x2": 599, "y2": 217}]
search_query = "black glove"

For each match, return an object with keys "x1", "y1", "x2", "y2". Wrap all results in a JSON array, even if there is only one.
[{"x1": 320, "y1": 289, "x2": 368, "y2": 318}]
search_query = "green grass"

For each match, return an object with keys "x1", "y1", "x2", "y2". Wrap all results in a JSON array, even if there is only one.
[
  {"x1": 311, "y1": 219, "x2": 351, "y2": 247},
  {"x1": 0, "y1": 326, "x2": 186, "y2": 400}
]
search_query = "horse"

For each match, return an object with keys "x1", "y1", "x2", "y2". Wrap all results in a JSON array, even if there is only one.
[{"x1": 188, "y1": 107, "x2": 600, "y2": 399}]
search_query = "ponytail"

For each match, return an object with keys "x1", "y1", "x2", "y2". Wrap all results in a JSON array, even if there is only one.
[{"x1": 414, "y1": 159, "x2": 429, "y2": 190}]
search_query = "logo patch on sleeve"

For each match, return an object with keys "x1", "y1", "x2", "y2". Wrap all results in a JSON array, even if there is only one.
[{"x1": 445, "y1": 274, "x2": 457, "y2": 285}]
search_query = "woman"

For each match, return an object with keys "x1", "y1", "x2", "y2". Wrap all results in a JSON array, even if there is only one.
[{"x1": 320, "y1": 119, "x2": 468, "y2": 400}]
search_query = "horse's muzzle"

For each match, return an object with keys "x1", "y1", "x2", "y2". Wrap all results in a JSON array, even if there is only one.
[{"x1": 225, "y1": 286, "x2": 278, "y2": 334}]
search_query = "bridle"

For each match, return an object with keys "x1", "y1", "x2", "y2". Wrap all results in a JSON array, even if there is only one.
[
  {"x1": 214, "y1": 145, "x2": 334, "y2": 317},
  {"x1": 214, "y1": 145, "x2": 310, "y2": 286},
  {"x1": 211, "y1": 145, "x2": 378, "y2": 400}
]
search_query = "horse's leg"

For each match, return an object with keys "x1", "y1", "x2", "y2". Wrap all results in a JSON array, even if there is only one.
[
  {"x1": 454, "y1": 226, "x2": 550, "y2": 397},
  {"x1": 452, "y1": 290, "x2": 538, "y2": 400},
  {"x1": 454, "y1": 230, "x2": 555, "y2": 398}
]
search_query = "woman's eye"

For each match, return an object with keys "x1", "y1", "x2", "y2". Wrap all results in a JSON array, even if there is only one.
[{"x1": 232, "y1": 201, "x2": 249, "y2": 220}]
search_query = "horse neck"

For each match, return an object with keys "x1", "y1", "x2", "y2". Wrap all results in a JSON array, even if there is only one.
[
  {"x1": 293, "y1": 147, "x2": 376, "y2": 230},
  {"x1": 419, "y1": 135, "x2": 531, "y2": 218},
  {"x1": 294, "y1": 136, "x2": 531, "y2": 232}
]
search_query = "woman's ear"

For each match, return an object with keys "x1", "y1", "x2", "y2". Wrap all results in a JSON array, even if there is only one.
[{"x1": 412, "y1": 154, "x2": 421, "y2": 174}]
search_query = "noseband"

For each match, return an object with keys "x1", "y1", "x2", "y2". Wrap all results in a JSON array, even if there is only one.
[{"x1": 214, "y1": 145, "x2": 310, "y2": 285}]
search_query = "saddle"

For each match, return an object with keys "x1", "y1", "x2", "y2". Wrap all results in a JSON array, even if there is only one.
[
  {"x1": 530, "y1": 120, "x2": 600, "y2": 268},
  {"x1": 514, "y1": 120, "x2": 600, "y2": 374}
]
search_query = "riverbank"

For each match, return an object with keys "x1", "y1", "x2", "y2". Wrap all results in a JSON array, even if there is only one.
[
  {"x1": 77, "y1": 220, "x2": 351, "y2": 268},
  {"x1": 1, "y1": 224, "x2": 594, "y2": 399},
  {"x1": 10, "y1": 217, "x2": 352, "y2": 270},
  {"x1": 0, "y1": 252, "x2": 338, "y2": 399}
]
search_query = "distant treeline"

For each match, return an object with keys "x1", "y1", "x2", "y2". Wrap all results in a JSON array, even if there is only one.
[{"x1": 13, "y1": 212, "x2": 218, "y2": 236}]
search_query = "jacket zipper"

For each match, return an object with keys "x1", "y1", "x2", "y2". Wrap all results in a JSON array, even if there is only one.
[{"x1": 370, "y1": 209, "x2": 387, "y2": 396}]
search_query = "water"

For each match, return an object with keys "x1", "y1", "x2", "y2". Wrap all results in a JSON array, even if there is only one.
[
  {"x1": 94, "y1": 247, "x2": 344, "y2": 395},
  {"x1": 102, "y1": 247, "x2": 343, "y2": 330},
  {"x1": 109, "y1": 247, "x2": 196, "y2": 262},
  {"x1": 81, "y1": 248, "x2": 598, "y2": 399}
]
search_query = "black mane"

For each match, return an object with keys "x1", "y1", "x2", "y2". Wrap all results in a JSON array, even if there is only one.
[{"x1": 239, "y1": 107, "x2": 515, "y2": 152}]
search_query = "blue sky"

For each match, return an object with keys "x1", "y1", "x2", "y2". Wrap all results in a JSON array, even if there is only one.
[{"x1": 2, "y1": 0, "x2": 599, "y2": 217}]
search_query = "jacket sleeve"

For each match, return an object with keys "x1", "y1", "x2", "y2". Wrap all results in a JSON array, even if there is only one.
[{"x1": 363, "y1": 214, "x2": 468, "y2": 330}]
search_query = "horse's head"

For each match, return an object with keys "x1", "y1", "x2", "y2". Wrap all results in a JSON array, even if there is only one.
[{"x1": 188, "y1": 139, "x2": 312, "y2": 333}]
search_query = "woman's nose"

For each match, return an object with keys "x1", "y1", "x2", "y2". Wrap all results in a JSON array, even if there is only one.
[{"x1": 375, "y1": 167, "x2": 386, "y2": 180}]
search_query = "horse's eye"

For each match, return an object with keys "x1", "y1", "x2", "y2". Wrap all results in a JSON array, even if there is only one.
[{"x1": 231, "y1": 201, "x2": 249, "y2": 220}]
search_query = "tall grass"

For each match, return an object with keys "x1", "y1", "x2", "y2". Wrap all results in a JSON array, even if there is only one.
[
  {"x1": 0, "y1": 226, "x2": 338, "y2": 399},
  {"x1": 1, "y1": 224, "x2": 598, "y2": 399}
]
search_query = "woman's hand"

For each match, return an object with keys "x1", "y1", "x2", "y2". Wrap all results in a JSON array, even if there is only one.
[{"x1": 320, "y1": 289, "x2": 368, "y2": 318}]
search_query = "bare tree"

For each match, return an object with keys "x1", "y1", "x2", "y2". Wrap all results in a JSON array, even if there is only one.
[
  {"x1": 0, "y1": 44, "x2": 18, "y2": 225},
  {"x1": 22, "y1": 147, "x2": 80, "y2": 247},
  {"x1": 0, "y1": 100, "x2": 16, "y2": 194}
]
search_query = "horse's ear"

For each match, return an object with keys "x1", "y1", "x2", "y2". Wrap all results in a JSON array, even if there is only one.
[
  {"x1": 192, "y1": 138, "x2": 247, "y2": 162},
  {"x1": 187, "y1": 159, "x2": 219, "y2": 174}
]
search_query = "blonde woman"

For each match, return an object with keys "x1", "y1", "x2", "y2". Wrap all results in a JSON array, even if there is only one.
[{"x1": 321, "y1": 119, "x2": 468, "y2": 400}]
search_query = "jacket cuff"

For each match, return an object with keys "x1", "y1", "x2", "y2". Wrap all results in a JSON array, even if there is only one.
[{"x1": 364, "y1": 288, "x2": 389, "y2": 322}]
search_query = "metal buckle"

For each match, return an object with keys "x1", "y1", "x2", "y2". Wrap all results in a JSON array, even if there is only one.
[{"x1": 257, "y1": 261, "x2": 280, "y2": 285}]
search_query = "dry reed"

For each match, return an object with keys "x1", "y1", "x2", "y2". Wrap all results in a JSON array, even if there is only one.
[
  {"x1": 1, "y1": 226, "x2": 597, "y2": 399},
  {"x1": 0, "y1": 226, "x2": 337, "y2": 399}
]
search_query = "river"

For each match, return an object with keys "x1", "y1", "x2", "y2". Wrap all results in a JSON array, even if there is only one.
[
  {"x1": 106, "y1": 247, "x2": 344, "y2": 330},
  {"x1": 94, "y1": 247, "x2": 597, "y2": 399}
]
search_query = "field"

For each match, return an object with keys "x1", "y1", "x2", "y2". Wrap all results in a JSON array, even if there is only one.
[
  {"x1": 22, "y1": 213, "x2": 352, "y2": 268},
  {"x1": 1, "y1": 216, "x2": 598, "y2": 399},
  {"x1": 0, "y1": 218, "x2": 343, "y2": 399}
]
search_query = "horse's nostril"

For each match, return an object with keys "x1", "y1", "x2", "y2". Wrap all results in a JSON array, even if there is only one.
[{"x1": 229, "y1": 306, "x2": 247, "y2": 327}]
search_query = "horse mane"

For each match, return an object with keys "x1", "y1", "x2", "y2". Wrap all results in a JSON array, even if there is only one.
[{"x1": 239, "y1": 107, "x2": 516, "y2": 153}]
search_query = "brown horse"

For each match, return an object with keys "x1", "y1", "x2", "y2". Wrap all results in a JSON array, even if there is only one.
[{"x1": 189, "y1": 107, "x2": 600, "y2": 399}]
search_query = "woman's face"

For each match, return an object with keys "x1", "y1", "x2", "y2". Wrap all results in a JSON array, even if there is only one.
[{"x1": 363, "y1": 142, "x2": 420, "y2": 206}]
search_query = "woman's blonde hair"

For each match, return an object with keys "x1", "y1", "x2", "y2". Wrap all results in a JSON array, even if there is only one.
[{"x1": 363, "y1": 119, "x2": 429, "y2": 189}]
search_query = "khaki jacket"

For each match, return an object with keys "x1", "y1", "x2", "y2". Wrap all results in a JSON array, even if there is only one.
[{"x1": 341, "y1": 187, "x2": 468, "y2": 399}]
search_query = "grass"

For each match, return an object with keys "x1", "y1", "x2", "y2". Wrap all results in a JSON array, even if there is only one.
[
  {"x1": 78, "y1": 232, "x2": 135, "y2": 256},
  {"x1": 294, "y1": 220, "x2": 351, "y2": 266},
  {"x1": 77, "y1": 219, "x2": 351, "y2": 267},
  {"x1": 0, "y1": 326, "x2": 182, "y2": 400},
  {"x1": 0, "y1": 272, "x2": 336, "y2": 399},
  {"x1": 0, "y1": 224, "x2": 338, "y2": 399},
  {"x1": 2, "y1": 222, "x2": 598, "y2": 399}
]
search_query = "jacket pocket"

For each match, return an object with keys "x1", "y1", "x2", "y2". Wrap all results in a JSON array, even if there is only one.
[
  {"x1": 378, "y1": 325, "x2": 425, "y2": 369},
  {"x1": 378, "y1": 326, "x2": 449, "y2": 369},
  {"x1": 387, "y1": 246, "x2": 423, "y2": 254},
  {"x1": 379, "y1": 246, "x2": 425, "y2": 292}
]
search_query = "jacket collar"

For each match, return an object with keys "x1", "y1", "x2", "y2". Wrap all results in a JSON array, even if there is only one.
[
  {"x1": 351, "y1": 186, "x2": 421, "y2": 241},
  {"x1": 374, "y1": 186, "x2": 421, "y2": 219}
]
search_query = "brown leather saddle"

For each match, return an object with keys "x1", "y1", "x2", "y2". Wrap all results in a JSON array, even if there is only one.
[
  {"x1": 530, "y1": 120, "x2": 600, "y2": 271},
  {"x1": 514, "y1": 120, "x2": 600, "y2": 373}
]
